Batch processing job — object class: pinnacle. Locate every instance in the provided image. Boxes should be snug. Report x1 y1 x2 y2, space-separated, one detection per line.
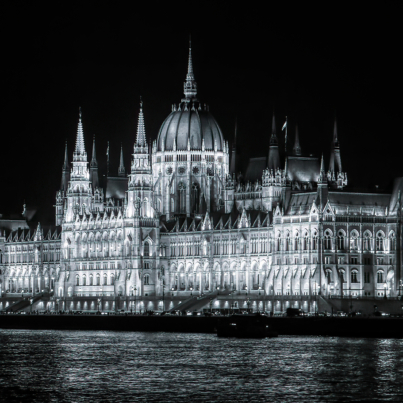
136 98 147 147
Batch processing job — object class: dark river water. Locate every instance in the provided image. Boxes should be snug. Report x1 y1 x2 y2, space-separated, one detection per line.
0 330 402 403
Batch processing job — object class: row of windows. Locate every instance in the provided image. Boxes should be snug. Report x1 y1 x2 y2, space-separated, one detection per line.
76 274 114 286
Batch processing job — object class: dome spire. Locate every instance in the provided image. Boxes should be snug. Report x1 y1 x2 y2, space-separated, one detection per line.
183 35 197 100
136 97 146 147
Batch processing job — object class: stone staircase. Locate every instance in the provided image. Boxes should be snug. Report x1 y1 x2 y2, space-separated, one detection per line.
167 289 233 313
2 293 44 313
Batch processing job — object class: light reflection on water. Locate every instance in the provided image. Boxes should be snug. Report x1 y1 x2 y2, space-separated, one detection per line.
0 330 402 403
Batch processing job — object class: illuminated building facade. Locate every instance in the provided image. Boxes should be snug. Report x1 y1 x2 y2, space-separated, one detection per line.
0 44 402 314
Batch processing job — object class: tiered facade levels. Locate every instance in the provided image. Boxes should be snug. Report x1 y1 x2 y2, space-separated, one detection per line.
0 44 401 313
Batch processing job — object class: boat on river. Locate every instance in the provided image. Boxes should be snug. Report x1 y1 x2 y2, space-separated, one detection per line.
216 313 278 338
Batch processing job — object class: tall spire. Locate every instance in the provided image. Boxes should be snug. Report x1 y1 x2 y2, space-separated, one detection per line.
73 107 87 161
333 118 339 148
329 117 342 172
60 141 70 191
183 36 197 100
268 111 281 170
136 97 146 147
90 136 97 167
89 136 99 188
118 144 125 177
230 118 237 174
270 111 278 145
293 125 302 156
63 141 69 170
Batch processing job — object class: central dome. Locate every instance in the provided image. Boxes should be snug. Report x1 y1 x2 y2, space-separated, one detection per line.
156 41 225 152
157 102 224 151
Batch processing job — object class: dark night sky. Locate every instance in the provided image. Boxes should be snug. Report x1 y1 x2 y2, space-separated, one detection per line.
2 2 402 224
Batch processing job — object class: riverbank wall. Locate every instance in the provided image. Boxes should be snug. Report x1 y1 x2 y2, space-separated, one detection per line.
1 314 402 338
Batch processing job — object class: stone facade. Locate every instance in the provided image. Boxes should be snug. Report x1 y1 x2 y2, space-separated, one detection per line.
0 44 402 314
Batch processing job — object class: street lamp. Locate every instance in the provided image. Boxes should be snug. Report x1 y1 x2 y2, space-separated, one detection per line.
162 284 165 311
97 298 101 313
216 286 220 295
134 287 137 314
30 298 33 314
190 287 193 297
314 281 317 315
246 297 251 314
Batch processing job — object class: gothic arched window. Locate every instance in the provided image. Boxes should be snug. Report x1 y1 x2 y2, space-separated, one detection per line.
324 230 332 250
337 231 345 250
363 232 371 251
377 271 384 283
376 232 384 251
144 241 150 257
178 182 186 213
192 183 199 214
144 274 150 285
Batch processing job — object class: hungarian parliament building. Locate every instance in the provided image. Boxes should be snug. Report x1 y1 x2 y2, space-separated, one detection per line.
0 44 402 314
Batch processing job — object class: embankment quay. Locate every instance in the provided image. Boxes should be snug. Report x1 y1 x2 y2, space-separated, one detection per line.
0 314 402 338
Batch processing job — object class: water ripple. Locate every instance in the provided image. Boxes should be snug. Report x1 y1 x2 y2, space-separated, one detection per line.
0 331 402 403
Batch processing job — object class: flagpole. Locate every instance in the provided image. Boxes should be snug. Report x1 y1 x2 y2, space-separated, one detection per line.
283 116 288 155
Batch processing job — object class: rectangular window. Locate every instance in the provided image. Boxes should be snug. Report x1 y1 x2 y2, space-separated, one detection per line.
364 272 370 283
350 257 358 264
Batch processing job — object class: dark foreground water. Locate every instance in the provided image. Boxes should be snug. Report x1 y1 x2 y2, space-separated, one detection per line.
0 331 402 403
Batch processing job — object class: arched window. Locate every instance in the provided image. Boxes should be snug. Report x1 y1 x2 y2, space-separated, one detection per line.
144 241 150 257
303 232 309 250
363 232 371 251
103 274 107 286
351 270 358 283
89 274 93 286
339 270 346 283
82 275 86 286
96 274 100 286
76 275 79 286
324 231 332 250
376 232 384 251
377 271 384 283
110 274 114 285
326 270 332 283
144 274 150 285
192 183 200 214
178 182 186 213
337 231 345 250
312 231 318 251
350 231 358 251
389 233 396 251
285 233 291 251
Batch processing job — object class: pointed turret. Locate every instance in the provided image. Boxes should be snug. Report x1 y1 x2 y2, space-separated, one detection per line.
230 118 237 175
60 141 70 191
268 111 281 170
73 107 87 162
293 125 302 156
319 154 326 184
329 118 342 173
135 98 147 147
90 136 99 188
183 36 197 101
118 144 126 177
